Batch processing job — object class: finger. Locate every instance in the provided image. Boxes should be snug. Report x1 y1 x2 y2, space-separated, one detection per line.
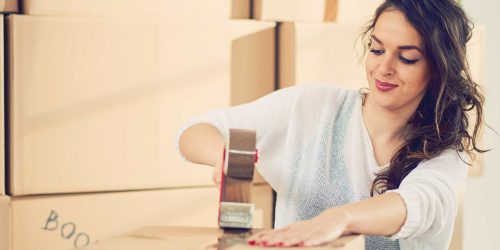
248 229 281 246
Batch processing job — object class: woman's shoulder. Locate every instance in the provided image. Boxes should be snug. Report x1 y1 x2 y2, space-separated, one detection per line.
277 84 359 103
414 149 469 182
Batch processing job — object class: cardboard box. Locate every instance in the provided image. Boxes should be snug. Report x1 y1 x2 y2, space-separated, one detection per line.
466 26 485 176
279 22 367 90
0 15 4 196
0 0 17 12
22 0 250 19
0 196 10 250
83 226 364 250
1 185 273 250
254 0 382 23
8 15 275 196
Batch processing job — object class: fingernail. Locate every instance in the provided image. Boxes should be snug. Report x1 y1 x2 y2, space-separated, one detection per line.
277 242 284 247
262 241 268 246
248 240 256 245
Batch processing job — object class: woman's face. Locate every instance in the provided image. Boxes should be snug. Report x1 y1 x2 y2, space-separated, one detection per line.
365 9 431 113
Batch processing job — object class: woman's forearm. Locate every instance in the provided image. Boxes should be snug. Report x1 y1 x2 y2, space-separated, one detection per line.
179 123 225 167
339 192 407 236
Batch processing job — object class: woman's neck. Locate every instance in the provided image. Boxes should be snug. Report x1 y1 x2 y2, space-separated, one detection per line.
362 94 416 165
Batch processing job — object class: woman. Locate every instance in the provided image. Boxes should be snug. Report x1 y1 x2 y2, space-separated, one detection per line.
177 0 485 249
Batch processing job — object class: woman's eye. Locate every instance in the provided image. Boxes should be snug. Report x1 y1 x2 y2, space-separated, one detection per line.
399 56 419 65
369 49 384 55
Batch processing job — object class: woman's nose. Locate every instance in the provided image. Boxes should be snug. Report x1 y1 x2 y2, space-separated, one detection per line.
377 54 396 76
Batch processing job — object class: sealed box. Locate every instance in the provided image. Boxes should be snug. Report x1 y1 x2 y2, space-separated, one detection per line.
83 225 364 250
8 15 275 195
0 185 273 250
22 0 250 19
254 0 382 23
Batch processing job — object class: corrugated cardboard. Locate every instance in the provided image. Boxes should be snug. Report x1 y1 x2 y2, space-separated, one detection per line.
8 15 275 195
279 22 367 90
0 196 10 250
0 0 17 12
83 226 364 250
1 185 272 250
254 0 382 23
22 0 250 19
0 16 4 196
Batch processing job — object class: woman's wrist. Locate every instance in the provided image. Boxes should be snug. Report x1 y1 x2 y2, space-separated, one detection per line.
317 206 354 235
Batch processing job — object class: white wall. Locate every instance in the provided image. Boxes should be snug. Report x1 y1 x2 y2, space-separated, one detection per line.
462 0 500 249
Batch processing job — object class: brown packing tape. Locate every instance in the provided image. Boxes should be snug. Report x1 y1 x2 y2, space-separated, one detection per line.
219 129 257 228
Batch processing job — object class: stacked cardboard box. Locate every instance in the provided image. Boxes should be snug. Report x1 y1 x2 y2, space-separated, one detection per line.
21 0 251 19
0 0 17 12
1 2 277 249
279 22 367 90
1 186 273 249
254 0 383 23
7 15 274 195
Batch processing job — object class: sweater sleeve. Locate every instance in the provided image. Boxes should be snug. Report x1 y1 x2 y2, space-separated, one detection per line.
387 150 468 247
174 86 302 192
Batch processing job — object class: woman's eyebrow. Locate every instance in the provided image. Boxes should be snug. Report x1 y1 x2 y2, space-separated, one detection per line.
371 34 423 53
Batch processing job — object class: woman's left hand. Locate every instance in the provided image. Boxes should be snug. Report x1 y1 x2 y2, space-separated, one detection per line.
247 208 350 247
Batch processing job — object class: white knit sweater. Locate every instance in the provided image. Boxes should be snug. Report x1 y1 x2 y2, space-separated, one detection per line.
176 85 468 250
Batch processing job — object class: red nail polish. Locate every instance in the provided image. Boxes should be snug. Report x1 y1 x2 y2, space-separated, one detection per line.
248 240 256 245
262 241 268 246
277 242 284 247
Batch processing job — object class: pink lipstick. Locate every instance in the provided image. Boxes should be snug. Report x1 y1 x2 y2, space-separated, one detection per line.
375 79 398 92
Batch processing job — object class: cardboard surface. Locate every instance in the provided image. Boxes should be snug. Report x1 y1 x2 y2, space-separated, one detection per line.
254 0 382 23
0 0 17 12
466 26 486 176
1 186 271 250
84 226 365 250
279 22 367 90
0 196 10 250
22 0 250 19
8 15 275 195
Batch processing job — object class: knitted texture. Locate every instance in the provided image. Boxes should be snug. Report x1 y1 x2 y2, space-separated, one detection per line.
176 85 468 250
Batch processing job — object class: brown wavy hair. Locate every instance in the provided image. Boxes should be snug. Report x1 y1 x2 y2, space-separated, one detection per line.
360 0 487 195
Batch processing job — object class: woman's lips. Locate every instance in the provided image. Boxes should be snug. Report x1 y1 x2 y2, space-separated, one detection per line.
375 79 398 92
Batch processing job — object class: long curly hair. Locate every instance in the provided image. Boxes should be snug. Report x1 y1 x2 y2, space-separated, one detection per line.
360 0 487 195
